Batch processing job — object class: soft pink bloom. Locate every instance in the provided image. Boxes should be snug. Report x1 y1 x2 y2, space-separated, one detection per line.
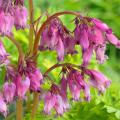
0 94 7 117
85 69 111 93
74 24 89 52
92 18 110 32
14 74 30 98
89 27 104 45
3 82 16 103
67 70 89 101
44 84 68 115
0 11 14 35
14 6 28 29
106 33 120 48
55 38 64 61
83 83 91 101
82 45 94 67
60 77 70 110
63 36 77 55
0 41 9 65
28 69 43 91
95 45 108 64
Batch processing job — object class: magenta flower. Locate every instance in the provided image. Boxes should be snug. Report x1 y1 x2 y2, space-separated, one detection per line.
92 18 111 32
3 82 16 103
60 77 70 110
82 45 94 67
0 11 14 35
67 69 90 101
14 74 30 98
63 35 77 55
85 69 111 93
28 68 43 91
95 45 108 64
0 94 7 117
106 33 120 48
0 41 9 66
55 38 64 61
44 84 68 115
39 19 65 61
14 6 28 29
74 24 89 52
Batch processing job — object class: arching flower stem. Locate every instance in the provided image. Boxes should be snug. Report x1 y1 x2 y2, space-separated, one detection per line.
32 11 81 57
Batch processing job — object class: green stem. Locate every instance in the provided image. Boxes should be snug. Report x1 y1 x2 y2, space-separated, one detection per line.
31 92 40 120
16 98 23 120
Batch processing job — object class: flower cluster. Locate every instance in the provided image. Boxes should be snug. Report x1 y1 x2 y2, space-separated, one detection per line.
0 53 43 116
0 6 119 118
44 66 111 115
0 0 27 35
40 15 120 115
40 16 120 66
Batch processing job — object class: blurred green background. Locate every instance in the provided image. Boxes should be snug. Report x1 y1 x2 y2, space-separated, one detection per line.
1 0 120 120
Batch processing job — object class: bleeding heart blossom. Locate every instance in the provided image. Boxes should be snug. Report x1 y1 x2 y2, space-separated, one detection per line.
0 94 7 117
14 6 28 29
44 84 69 115
85 69 111 93
0 11 14 35
0 41 9 66
3 82 16 103
14 74 30 98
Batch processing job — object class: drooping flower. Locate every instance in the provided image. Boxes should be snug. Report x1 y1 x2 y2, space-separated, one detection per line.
95 44 108 64
60 76 70 111
14 6 28 29
39 18 65 61
0 11 14 35
85 69 111 93
44 84 68 115
82 44 94 67
3 82 16 103
14 74 30 98
74 23 89 52
28 68 43 92
63 35 77 55
0 94 7 117
0 41 9 66
25 60 43 92
67 69 90 101
106 33 120 48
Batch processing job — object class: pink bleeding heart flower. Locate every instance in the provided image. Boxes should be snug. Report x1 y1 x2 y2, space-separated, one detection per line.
74 24 89 52
60 77 70 111
44 84 68 115
95 45 108 64
14 74 30 98
55 38 64 61
14 6 28 29
0 41 9 66
3 82 16 103
0 11 14 35
82 45 94 67
85 69 111 93
0 94 7 117
28 68 43 92
63 35 77 55
106 33 120 48
92 18 111 33
67 69 90 101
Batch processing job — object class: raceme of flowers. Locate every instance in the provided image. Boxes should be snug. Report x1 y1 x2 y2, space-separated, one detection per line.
0 0 120 117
